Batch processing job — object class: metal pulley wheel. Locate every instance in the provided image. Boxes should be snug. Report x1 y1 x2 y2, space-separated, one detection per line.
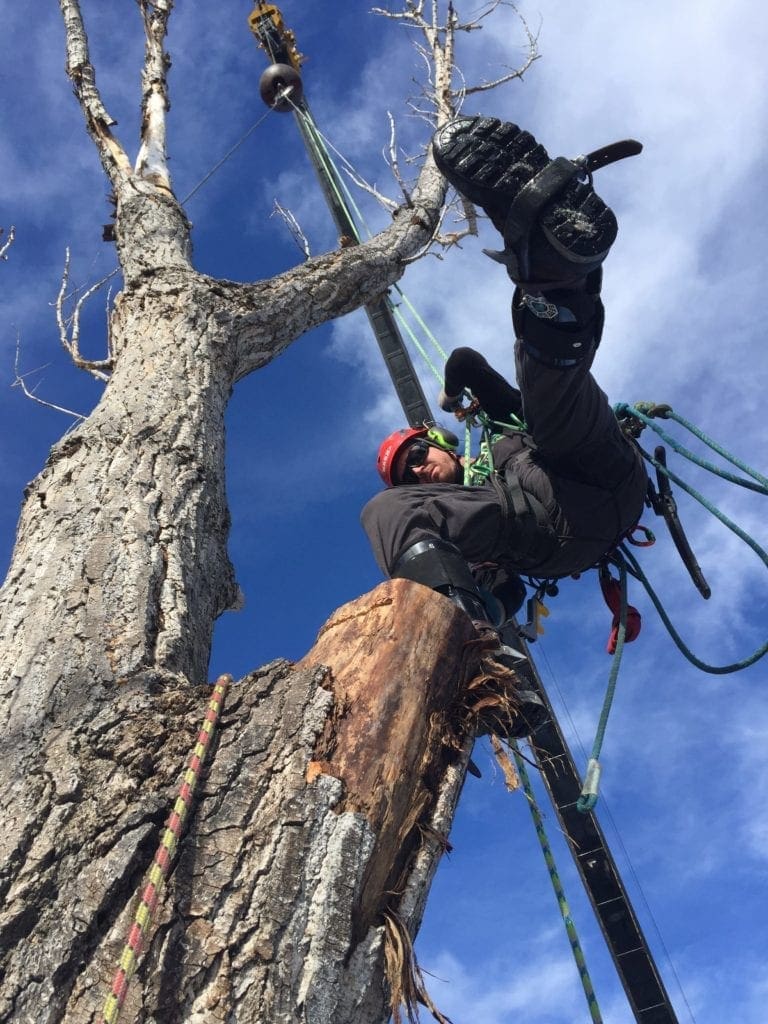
259 63 303 112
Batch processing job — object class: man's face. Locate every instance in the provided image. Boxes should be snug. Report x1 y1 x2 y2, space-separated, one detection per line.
395 440 458 485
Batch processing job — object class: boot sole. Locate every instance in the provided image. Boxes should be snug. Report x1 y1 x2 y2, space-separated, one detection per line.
433 116 617 261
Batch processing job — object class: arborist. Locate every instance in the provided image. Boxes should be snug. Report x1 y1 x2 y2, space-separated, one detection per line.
362 115 648 646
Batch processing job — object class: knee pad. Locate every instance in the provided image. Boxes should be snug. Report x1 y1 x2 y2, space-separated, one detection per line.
392 538 478 592
512 280 604 367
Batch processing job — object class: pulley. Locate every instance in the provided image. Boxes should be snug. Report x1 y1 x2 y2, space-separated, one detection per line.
259 63 303 112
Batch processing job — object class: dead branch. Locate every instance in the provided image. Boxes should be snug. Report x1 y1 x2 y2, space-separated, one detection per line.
134 0 173 189
341 167 401 215
383 112 414 206
13 335 85 422
59 0 132 185
0 226 15 261
271 200 312 259
55 249 118 381
407 193 478 262
374 0 538 111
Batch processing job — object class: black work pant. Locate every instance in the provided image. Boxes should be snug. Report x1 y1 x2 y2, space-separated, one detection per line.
362 332 648 580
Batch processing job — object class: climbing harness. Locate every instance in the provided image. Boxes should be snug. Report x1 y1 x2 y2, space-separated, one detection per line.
102 676 230 1024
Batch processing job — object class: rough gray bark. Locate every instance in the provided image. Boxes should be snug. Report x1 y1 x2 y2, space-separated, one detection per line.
0 3 536 1021
1 582 485 1024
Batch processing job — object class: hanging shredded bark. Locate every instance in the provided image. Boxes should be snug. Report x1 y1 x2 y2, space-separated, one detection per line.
383 910 453 1024
490 733 521 791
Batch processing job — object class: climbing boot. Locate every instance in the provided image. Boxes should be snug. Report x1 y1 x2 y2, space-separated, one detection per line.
473 565 527 626
432 116 641 288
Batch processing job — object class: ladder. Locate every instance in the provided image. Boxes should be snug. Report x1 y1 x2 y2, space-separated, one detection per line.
508 633 680 1023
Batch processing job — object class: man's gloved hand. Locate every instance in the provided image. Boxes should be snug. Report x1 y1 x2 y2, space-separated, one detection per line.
599 574 641 654
437 388 463 413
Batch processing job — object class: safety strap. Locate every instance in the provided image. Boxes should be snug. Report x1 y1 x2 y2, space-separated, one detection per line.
491 470 555 570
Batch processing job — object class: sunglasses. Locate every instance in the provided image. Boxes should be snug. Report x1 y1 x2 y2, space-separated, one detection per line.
398 439 431 484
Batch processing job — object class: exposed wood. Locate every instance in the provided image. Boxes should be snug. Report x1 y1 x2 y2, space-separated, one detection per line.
299 579 478 938
0 582 482 1023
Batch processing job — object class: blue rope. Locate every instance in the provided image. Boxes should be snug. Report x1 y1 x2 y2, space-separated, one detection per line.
617 542 768 674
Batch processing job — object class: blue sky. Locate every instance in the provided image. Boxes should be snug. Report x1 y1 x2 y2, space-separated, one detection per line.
1 2 767 1022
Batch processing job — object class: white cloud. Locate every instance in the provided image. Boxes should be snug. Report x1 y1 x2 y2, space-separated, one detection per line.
419 946 592 1024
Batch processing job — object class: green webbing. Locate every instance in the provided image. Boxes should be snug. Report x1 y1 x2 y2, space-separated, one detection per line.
392 285 450 362
512 743 604 1023
576 561 628 813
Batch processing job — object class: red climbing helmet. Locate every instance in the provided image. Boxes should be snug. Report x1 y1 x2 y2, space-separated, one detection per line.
376 424 461 486
377 426 428 487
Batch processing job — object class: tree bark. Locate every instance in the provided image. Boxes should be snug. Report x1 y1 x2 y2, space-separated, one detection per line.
0 581 482 1023
1 6 538 1021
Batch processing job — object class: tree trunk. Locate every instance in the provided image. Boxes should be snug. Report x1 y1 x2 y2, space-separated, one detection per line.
0 580 484 1023
0 98 447 1024
0 6 546 1021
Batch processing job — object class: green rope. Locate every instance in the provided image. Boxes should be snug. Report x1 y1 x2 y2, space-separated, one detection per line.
297 108 375 238
392 285 450 362
511 743 604 1023
290 100 456 395
617 542 768 673
615 403 768 494
577 562 628 813
391 302 448 385
294 107 368 240
613 404 768 673
463 417 473 486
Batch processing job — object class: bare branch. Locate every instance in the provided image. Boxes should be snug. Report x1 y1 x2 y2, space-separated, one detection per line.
271 200 312 260
0 226 15 261
134 0 174 190
383 112 413 207
400 186 480 265
13 335 85 422
374 0 539 120
341 167 401 216
58 0 132 184
55 249 118 381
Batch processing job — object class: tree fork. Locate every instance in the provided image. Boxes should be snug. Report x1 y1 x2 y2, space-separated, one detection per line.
0 580 486 1023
